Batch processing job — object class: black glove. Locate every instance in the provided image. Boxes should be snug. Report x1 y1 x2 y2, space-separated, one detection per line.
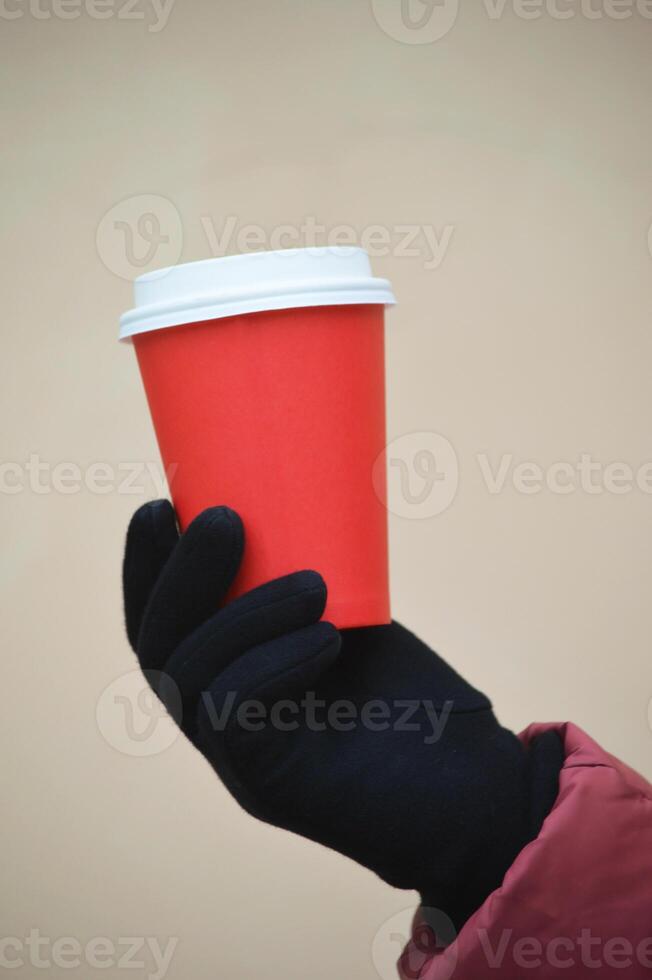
123 501 563 931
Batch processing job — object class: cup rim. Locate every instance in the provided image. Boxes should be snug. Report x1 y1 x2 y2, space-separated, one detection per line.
119 246 396 341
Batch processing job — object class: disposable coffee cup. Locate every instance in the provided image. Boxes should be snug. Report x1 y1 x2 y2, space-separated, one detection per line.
120 246 395 629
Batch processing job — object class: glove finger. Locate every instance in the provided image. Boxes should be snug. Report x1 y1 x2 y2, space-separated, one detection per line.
160 570 327 728
195 621 341 815
123 499 179 651
137 505 244 672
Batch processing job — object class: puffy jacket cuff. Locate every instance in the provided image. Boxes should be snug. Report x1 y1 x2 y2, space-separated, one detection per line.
400 722 652 979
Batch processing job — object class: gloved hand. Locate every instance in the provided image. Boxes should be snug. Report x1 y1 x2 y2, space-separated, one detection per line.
123 501 562 930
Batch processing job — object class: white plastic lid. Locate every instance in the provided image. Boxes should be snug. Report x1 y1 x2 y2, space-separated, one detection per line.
119 246 395 340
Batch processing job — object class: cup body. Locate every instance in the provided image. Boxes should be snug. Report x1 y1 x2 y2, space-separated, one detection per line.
121 247 395 629
132 303 389 628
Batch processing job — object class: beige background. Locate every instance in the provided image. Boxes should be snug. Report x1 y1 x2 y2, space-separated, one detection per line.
1 2 651 978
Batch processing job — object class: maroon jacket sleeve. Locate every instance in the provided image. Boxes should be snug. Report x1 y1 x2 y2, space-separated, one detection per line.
399 722 652 979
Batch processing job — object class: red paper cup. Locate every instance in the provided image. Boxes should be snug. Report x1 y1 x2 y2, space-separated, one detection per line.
120 247 395 629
